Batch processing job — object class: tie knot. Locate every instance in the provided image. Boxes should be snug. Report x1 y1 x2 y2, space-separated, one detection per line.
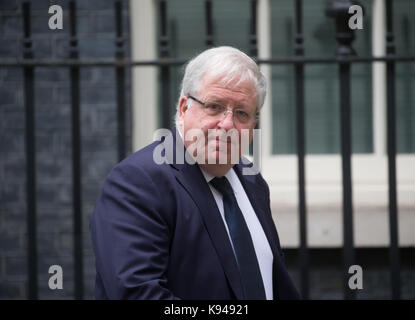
210 177 234 198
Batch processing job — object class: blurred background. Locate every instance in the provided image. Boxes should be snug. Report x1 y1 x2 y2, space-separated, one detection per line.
0 0 414 299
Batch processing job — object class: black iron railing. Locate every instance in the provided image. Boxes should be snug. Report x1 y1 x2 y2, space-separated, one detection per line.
1 0 414 300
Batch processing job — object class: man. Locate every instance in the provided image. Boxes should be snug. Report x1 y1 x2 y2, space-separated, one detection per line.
90 46 300 300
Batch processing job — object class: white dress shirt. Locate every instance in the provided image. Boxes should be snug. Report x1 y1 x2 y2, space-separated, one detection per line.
200 167 274 300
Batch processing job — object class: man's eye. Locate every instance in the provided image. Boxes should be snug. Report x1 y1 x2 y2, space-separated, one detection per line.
236 110 249 117
207 104 221 111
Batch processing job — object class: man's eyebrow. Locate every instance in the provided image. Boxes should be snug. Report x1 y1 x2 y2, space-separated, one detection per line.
205 96 250 109
205 96 226 104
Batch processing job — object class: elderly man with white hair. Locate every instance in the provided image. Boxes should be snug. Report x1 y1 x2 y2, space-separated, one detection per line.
90 46 300 300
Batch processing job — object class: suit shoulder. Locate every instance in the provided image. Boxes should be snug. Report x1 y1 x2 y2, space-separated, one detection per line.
114 139 166 173
101 140 172 189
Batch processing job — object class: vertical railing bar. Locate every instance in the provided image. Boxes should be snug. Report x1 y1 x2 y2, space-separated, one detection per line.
22 0 37 300
115 0 126 161
248 0 258 151
294 0 308 300
250 0 258 59
205 0 213 47
385 0 400 300
159 0 171 129
340 59 355 300
69 0 83 300
326 0 356 300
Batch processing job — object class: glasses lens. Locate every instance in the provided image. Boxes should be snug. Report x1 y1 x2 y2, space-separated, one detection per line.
203 103 224 116
197 98 256 124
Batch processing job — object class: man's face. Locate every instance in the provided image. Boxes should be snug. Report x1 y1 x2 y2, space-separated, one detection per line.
179 74 258 166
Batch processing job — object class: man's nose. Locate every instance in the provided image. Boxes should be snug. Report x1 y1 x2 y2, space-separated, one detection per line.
218 111 235 129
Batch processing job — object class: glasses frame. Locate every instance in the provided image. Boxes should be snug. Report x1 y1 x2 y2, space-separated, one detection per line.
187 95 259 124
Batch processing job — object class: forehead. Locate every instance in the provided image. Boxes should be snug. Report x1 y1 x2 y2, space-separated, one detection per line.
199 73 257 107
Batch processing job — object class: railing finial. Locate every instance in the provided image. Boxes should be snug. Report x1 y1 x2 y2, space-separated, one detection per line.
326 0 362 56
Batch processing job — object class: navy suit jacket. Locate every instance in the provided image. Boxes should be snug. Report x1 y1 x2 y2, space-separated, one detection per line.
90 129 300 300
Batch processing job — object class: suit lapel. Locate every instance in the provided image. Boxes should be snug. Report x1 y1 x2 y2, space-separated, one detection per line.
166 129 284 300
174 165 244 299
167 129 245 299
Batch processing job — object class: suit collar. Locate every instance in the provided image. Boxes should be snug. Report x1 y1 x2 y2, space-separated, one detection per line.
174 162 245 299
162 128 242 298
165 128 281 299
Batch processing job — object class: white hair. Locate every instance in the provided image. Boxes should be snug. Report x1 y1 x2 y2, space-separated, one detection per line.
174 46 266 129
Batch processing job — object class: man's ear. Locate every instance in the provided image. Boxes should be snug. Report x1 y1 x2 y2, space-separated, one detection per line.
178 96 189 118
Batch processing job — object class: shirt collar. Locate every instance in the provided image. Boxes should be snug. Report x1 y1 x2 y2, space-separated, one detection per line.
200 166 234 184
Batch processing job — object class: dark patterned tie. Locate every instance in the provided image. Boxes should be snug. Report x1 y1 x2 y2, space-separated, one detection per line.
210 176 266 300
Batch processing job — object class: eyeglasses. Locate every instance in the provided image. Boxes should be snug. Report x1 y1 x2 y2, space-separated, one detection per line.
187 95 259 125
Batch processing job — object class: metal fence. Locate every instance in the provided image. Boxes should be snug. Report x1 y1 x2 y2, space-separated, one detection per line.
1 0 414 300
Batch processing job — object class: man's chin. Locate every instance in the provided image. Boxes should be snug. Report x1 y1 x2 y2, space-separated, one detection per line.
204 151 240 165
